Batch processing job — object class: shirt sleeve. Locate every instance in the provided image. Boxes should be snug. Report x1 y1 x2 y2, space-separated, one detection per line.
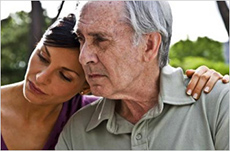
215 89 229 150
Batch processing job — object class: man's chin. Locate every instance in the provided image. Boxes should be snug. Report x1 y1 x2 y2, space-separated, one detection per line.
91 88 112 98
90 86 105 97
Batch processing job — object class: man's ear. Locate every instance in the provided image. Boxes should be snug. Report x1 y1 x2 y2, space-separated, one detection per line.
80 82 91 95
143 32 161 62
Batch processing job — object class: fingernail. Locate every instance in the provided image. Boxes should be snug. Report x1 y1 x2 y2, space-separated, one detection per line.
193 93 198 99
223 76 229 82
187 89 192 95
204 86 209 92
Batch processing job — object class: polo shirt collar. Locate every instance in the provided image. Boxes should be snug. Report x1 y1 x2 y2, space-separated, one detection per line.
86 98 115 132
86 65 195 132
160 65 195 105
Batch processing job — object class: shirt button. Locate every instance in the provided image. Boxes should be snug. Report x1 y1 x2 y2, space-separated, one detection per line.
136 133 142 140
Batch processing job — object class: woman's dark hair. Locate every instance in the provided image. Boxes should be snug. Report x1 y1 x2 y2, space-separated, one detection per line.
41 13 80 48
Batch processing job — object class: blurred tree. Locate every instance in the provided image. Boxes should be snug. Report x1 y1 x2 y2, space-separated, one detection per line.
1 11 31 85
1 11 52 85
170 56 229 75
29 1 44 61
1 1 65 85
216 1 229 35
169 37 225 62
29 1 65 58
169 37 229 75
52 1 65 23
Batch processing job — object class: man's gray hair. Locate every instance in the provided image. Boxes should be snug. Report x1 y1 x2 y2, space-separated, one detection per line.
124 1 173 68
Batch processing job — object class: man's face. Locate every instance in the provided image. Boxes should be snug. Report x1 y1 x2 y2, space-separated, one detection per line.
77 2 145 98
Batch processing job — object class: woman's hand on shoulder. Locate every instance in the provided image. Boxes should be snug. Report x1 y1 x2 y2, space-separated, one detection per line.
185 65 229 100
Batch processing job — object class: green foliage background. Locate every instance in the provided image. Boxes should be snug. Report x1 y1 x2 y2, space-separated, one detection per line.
169 37 229 75
1 11 52 85
1 11 229 85
1 12 30 85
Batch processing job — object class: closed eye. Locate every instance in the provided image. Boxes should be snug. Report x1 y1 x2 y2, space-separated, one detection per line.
94 35 107 42
59 71 72 82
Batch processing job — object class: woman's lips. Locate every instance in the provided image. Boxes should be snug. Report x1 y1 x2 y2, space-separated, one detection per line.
28 81 46 95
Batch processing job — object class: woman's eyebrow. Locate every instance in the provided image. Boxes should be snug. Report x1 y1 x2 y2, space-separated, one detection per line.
43 45 51 57
42 45 80 77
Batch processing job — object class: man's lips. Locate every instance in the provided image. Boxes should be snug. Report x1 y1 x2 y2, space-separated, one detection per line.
28 81 46 95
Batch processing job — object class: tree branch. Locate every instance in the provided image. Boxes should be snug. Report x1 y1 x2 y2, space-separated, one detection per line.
216 1 229 35
52 1 65 23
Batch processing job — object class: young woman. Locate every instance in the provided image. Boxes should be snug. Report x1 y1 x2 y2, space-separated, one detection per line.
1 14 98 150
1 14 228 150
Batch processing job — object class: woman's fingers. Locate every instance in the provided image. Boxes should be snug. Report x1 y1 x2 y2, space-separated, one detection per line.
185 66 228 100
186 66 208 99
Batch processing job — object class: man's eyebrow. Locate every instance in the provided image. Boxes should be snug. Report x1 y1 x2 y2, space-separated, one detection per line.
62 67 80 77
88 32 111 38
76 29 111 38
43 45 51 57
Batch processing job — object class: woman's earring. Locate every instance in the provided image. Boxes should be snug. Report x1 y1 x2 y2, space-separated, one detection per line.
80 89 91 95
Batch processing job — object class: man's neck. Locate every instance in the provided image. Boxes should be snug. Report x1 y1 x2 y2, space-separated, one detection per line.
115 68 160 124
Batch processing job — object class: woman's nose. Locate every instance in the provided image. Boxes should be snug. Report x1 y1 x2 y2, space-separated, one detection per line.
35 68 52 85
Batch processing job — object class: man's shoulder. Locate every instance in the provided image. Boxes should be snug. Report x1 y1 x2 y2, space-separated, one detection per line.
192 80 229 126
209 80 229 94
202 80 229 106
66 98 103 127
56 97 103 149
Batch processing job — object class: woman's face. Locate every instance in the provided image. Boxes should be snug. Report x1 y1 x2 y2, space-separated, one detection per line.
23 44 87 105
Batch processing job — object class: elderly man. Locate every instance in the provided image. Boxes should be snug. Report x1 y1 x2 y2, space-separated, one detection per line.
56 1 229 150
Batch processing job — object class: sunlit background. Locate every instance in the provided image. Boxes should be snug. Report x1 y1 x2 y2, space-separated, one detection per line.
1 1 229 85
1 1 229 45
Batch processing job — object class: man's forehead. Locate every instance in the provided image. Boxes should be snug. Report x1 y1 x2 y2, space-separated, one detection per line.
76 1 127 32
85 1 124 9
79 1 125 19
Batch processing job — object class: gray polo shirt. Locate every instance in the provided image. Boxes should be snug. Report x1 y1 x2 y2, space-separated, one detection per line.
56 65 229 150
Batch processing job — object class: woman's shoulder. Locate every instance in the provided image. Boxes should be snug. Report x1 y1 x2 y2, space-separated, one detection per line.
1 81 23 102
1 82 24 124
1 81 23 90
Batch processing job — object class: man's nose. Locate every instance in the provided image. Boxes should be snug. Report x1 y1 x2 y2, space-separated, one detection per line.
79 43 98 65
